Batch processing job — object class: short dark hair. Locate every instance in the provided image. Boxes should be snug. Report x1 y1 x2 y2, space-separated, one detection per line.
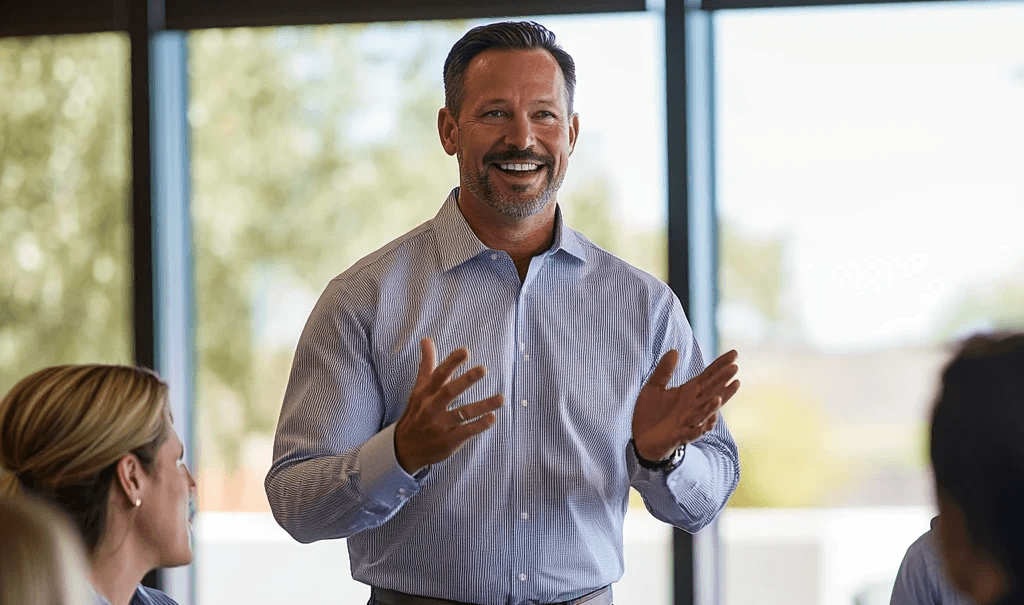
930 332 1024 582
443 21 576 120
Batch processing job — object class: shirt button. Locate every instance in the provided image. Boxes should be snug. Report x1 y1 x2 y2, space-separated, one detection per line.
520 512 529 520
523 354 529 361
490 253 498 260
521 399 528 407
398 488 406 495
519 573 527 582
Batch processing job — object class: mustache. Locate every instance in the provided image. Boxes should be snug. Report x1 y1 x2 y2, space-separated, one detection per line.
483 149 552 165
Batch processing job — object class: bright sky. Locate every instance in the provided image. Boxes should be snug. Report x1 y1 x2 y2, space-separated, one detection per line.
715 3 1024 350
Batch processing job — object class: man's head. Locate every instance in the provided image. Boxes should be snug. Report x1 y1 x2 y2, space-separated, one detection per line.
443 21 576 121
438 22 579 221
930 332 1024 604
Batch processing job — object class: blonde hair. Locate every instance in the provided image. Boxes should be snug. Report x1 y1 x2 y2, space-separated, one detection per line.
0 364 171 552
0 494 93 605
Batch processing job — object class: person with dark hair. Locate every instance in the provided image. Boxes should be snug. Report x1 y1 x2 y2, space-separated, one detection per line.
889 516 975 605
267 21 740 605
927 333 1024 605
0 364 196 605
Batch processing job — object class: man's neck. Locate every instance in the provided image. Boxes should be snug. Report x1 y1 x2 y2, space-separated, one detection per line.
456 190 557 281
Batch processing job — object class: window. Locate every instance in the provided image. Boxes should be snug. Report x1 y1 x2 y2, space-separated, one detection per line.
0 33 132 393
714 3 1024 604
188 14 672 604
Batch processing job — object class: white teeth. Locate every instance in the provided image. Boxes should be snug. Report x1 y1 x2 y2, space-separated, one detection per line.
498 163 541 172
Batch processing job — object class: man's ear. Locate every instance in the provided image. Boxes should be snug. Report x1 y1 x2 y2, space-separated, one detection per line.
115 454 145 508
568 113 579 157
438 107 459 156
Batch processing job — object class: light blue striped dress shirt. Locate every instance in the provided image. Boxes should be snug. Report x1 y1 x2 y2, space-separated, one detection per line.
266 188 739 605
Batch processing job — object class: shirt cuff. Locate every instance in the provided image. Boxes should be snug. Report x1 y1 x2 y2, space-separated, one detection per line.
665 443 713 506
356 423 422 507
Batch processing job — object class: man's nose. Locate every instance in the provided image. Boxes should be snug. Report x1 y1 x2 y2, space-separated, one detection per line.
504 113 537 151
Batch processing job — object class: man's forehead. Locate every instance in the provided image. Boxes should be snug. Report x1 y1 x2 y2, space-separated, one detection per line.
462 49 566 99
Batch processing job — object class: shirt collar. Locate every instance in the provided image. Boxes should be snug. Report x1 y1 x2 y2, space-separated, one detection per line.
431 187 587 273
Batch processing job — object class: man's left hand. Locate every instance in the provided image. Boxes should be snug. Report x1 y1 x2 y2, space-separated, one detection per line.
631 349 740 463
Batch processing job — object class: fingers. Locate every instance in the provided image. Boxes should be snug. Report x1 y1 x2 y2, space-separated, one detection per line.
700 413 719 433
700 362 739 396
432 364 487 410
421 346 472 396
646 349 680 390
719 378 740 407
416 338 436 384
451 394 503 423
449 406 500 441
703 349 738 376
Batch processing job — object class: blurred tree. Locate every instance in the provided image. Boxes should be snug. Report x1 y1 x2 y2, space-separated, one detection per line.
0 34 131 395
718 219 796 349
726 383 848 507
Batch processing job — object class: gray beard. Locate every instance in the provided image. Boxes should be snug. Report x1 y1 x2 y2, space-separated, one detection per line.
459 156 564 219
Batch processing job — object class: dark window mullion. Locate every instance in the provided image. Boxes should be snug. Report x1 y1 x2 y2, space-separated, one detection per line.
667 2 720 604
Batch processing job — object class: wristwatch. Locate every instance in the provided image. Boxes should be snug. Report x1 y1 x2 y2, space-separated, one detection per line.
631 439 685 472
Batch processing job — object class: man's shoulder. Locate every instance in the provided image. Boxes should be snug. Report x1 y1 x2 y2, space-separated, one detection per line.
566 227 675 298
342 219 436 281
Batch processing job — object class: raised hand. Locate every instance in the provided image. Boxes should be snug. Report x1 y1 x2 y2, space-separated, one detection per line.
394 338 504 475
631 349 740 463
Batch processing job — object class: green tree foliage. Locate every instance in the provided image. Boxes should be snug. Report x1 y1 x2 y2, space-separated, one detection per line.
0 35 131 395
189 26 456 471
719 219 788 329
726 383 848 507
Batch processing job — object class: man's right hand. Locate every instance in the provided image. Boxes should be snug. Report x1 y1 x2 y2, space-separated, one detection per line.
394 338 503 475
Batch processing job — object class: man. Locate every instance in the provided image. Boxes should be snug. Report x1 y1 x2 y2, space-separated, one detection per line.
266 21 740 605
928 333 1024 605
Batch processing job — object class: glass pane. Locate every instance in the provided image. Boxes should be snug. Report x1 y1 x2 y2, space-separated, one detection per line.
188 14 669 605
715 3 1024 604
0 33 132 394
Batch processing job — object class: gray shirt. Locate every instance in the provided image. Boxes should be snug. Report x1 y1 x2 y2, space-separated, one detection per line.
890 517 975 605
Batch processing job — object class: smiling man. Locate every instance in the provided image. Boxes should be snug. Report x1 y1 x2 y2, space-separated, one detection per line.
266 21 741 605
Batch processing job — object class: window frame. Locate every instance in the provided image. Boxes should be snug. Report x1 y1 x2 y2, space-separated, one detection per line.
1 0 927 603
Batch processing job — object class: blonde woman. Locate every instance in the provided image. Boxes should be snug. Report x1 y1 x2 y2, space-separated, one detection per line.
0 494 93 605
0 364 196 605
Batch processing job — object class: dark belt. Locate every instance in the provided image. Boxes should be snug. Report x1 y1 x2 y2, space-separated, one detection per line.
370 585 612 605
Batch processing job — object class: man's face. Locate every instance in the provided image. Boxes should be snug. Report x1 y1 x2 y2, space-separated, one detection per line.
439 48 578 219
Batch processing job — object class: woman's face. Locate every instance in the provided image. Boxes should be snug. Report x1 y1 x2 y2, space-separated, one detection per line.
137 428 196 568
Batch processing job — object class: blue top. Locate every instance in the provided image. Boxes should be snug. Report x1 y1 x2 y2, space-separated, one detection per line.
890 517 975 605
266 188 740 605
95 586 178 605
130 586 178 605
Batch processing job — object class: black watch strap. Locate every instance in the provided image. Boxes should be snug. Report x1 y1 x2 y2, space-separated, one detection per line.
631 439 685 472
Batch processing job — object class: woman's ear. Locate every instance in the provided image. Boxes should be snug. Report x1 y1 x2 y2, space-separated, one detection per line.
114 454 146 509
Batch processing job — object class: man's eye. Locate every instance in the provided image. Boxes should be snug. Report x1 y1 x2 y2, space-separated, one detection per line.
484 110 505 118
537 111 555 118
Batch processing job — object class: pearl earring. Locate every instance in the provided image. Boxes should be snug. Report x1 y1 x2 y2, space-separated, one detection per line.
135 498 142 507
